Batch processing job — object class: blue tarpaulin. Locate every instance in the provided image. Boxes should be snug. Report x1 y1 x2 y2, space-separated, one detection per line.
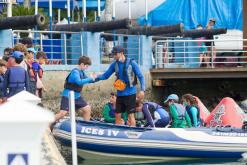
77 0 105 10
138 0 243 30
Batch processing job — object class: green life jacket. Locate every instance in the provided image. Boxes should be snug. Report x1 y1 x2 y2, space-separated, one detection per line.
115 58 137 87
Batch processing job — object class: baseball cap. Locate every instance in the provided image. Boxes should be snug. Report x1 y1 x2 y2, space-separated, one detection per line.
164 94 179 103
10 51 24 59
27 47 37 55
111 45 124 54
209 18 216 22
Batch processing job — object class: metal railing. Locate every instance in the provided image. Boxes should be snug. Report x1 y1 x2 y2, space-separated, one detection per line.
11 30 141 65
9 30 247 69
154 38 247 68
0 0 16 3
12 30 83 65
100 33 141 64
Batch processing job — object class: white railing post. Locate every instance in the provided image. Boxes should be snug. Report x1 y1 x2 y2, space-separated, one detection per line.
67 0 70 24
97 0 101 21
64 33 67 65
145 0 148 22
83 0 86 22
128 0 131 19
183 41 186 66
155 42 157 68
94 11 97 22
35 0 38 15
40 33 43 51
69 91 78 165
80 32 83 56
58 9 61 23
167 40 169 64
211 41 214 68
112 0 116 20
49 0 52 31
7 0 12 17
138 35 141 65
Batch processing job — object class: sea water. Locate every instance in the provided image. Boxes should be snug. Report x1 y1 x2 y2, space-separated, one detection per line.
77 158 247 165
60 153 247 165
59 139 247 165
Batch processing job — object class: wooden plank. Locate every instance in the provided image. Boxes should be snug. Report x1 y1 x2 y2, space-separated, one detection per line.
152 79 166 86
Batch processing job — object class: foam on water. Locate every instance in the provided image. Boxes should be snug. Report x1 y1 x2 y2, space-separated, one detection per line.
242 153 247 159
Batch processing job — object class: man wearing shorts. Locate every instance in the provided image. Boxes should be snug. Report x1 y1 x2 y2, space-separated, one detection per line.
96 45 145 126
205 18 216 67
55 56 96 122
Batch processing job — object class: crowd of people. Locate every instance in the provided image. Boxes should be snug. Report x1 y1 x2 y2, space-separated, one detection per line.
152 18 217 68
100 92 201 128
52 45 201 128
197 18 217 67
0 37 47 103
0 39 202 128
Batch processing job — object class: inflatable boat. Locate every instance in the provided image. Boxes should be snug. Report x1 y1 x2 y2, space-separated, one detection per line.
53 118 247 159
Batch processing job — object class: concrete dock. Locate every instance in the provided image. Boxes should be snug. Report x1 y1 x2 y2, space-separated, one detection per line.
41 129 67 165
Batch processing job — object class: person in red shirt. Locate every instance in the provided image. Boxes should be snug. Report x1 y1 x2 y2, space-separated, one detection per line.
32 51 47 98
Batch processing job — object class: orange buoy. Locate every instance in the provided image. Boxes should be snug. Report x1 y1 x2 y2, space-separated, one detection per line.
194 96 210 124
205 97 246 128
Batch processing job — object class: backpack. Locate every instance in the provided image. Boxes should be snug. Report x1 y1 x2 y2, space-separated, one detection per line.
115 58 137 87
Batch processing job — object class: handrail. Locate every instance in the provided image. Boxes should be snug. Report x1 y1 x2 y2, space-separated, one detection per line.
155 39 247 43
154 38 247 69
12 30 81 34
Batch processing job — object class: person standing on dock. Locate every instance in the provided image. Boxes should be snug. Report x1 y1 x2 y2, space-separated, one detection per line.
25 48 37 95
205 18 217 67
96 45 145 127
32 51 47 98
0 59 7 98
196 24 207 67
3 51 30 98
0 59 7 102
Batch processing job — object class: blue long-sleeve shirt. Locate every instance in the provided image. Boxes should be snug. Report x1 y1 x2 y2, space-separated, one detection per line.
190 106 199 127
96 58 145 96
142 102 169 127
0 74 5 97
142 103 155 127
186 106 199 127
62 68 94 99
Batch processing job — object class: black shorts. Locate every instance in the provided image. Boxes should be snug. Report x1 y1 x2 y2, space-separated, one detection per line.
205 36 215 47
116 94 136 114
60 96 88 112
205 41 215 47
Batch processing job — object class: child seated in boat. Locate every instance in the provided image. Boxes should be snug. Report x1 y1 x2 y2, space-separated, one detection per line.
135 100 170 127
164 94 192 128
102 92 127 124
182 94 201 127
